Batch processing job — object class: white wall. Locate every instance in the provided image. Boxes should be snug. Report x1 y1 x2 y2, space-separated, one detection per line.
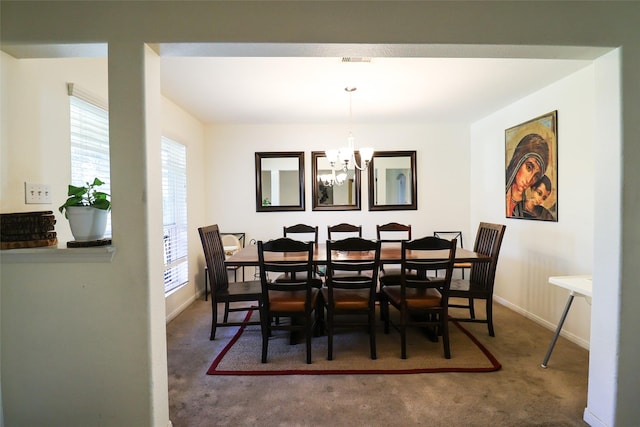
161 98 207 321
0 52 205 426
205 123 471 244
0 54 109 234
470 64 597 347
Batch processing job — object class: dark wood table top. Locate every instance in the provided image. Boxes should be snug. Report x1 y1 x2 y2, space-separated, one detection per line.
224 241 490 266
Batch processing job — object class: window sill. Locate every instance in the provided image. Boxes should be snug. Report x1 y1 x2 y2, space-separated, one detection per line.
0 245 116 263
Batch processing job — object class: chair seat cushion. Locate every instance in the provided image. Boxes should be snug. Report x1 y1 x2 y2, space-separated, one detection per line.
268 288 319 312
331 271 373 279
379 273 424 287
450 279 470 291
379 266 402 277
454 262 472 269
216 280 262 298
321 288 370 310
274 275 323 288
381 285 442 309
450 279 489 295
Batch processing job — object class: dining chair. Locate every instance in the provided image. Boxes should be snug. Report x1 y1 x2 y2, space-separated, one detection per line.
327 223 366 279
380 235 457 359
376 222 412 277
198 224 262 340
448 222 506 337
282 223 320 280
327 223 362 240
433 231 471 279
283 223 318 243
322 237 381 360
258 237 321 364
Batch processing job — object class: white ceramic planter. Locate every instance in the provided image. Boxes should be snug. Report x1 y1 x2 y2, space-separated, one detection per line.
66 206 109 242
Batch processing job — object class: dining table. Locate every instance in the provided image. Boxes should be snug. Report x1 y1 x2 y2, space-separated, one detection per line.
224 240 491 343
224 241 491 267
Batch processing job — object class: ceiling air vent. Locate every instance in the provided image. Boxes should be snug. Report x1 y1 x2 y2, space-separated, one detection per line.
341 57 372 63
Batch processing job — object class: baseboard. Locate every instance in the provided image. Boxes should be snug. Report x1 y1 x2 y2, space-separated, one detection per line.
494 296 590 350
583 407 607 426
165 290 202 323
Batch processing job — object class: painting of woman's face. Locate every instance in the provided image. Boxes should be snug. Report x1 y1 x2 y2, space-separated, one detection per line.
513 157 542 193
504 111 558 222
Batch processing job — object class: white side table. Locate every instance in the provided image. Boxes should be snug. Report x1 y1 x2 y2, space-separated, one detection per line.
541 275 592 368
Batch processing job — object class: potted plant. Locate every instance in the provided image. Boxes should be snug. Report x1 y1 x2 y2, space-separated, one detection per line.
58 177 111 242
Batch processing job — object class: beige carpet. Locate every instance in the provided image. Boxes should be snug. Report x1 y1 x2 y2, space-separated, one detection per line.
207 310 500 375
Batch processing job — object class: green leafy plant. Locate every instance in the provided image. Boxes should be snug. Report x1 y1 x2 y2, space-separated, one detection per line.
58 177 111 218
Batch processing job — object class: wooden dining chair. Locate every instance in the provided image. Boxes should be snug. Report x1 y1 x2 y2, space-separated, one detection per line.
433 231 470 279
327 223 362 240
448 222 506 337
282 223 320 280
322 237 381 360
258 237 321 364
380 236 457 359
198 224 262 340
283 223 318 243
376 222 412 277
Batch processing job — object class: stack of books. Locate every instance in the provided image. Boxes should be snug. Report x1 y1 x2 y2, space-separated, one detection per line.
0 211 57 250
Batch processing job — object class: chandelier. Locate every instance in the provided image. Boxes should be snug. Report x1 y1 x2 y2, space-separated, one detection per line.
317 171 347 187
325 87 374 173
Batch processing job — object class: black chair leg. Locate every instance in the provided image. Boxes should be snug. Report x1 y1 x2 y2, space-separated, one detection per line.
382 298 390 334
223 301 230 323
210 300 218 340
305 313 312 364
442 319 451 359
260 307 269 363
469 297 476 318
486 298 495 337
369 310 377 360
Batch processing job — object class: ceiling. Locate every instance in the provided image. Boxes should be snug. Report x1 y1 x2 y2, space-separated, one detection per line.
0 43 598 124
160 56 594 125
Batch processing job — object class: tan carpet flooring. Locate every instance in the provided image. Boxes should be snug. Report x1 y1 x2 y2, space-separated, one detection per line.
167 298 589 427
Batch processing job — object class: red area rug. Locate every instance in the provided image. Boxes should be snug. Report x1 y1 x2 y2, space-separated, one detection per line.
207 310 501 375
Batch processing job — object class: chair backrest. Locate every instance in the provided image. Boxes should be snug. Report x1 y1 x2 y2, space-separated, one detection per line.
327 223 362 240
433 231 464 249
469 222 507 291
283 223 318 243
376 222 412 241
258 237 315 305
198 224 229 294
401 236 457 297
325 237 381 292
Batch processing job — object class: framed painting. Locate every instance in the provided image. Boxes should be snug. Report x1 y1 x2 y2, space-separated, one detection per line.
505 111 558 222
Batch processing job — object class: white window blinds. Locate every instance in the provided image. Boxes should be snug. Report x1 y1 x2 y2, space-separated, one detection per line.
162 137 189 293
68 83 111 237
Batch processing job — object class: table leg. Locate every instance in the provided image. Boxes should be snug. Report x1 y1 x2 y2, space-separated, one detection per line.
541 293 575 368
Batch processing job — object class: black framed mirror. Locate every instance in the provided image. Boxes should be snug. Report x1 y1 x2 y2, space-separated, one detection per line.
311 151 361 211
255 151 305 212
368 150 417 211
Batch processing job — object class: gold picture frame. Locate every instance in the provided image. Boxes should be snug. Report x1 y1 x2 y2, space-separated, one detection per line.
505 111 558 222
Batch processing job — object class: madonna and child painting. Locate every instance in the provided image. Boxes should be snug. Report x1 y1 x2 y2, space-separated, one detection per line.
505 111 558 222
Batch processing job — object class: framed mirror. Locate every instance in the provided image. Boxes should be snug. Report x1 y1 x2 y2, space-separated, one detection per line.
311 151 361 211
255 151 305 212
368 150 417 211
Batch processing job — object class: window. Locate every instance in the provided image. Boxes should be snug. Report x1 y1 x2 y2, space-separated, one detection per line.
68 83 111 236
162 137 188 293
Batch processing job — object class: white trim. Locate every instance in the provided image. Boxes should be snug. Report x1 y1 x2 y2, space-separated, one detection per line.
0 245 116 263
494 295 590 350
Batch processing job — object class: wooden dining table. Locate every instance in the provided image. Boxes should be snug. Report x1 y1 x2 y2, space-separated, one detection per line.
224 241 491 267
